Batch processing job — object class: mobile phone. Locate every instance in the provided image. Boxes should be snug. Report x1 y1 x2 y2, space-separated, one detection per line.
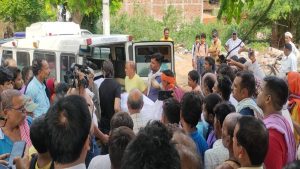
8 141 26 168
158 90 173 101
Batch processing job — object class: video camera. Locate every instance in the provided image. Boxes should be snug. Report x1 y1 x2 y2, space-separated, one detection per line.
64 61 96 88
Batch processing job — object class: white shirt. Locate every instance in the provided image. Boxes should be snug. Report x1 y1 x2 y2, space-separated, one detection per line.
225 38 245 58
88 154 111 169
290 42 299 58
280 52 297 77
204 139 229 169
130 113 148 134
244 60 265 80
66 163 86 169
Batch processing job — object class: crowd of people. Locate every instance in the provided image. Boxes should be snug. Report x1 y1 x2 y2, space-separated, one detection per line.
0 28 299 169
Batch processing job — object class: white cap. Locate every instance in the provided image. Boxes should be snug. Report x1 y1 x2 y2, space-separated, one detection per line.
285 32 293 39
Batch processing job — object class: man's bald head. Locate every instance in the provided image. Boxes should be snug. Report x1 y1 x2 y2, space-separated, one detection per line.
126 61 136 71
224 113 241 138
222 113 241 149
127 89 144 111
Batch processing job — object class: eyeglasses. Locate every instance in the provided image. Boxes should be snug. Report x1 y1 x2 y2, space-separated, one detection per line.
9 105 26 113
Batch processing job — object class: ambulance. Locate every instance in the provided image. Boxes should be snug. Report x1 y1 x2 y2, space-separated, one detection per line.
0 22 174 85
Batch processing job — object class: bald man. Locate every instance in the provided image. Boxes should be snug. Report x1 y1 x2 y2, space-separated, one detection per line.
216 113 241 169
125 61 146 93
127 89 147 134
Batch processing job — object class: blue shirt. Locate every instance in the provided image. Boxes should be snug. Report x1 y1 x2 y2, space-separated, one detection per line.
190 129 209 158
239 107 254 116
25 77 50 118
196 121 209 139
148 75 161 102
0 117 32 156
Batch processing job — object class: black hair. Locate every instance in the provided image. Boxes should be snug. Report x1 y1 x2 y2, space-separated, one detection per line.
284 160 300 169
230 55 239 62
7 66 21 81
263 76 289 111
214 102 235 127
30 115 48 154
110 112 134 130
180 92 203 127
195 34 201 39
205 56 216 72
164 27 169 33
236 71 256 97
55 82 69 95
236 116 268 166
217 75 232 101
203 93 222 116
284 43 292 51
151 53 164 65
188 70 200 84
0 66 13 85
21 66 32 83
163 98 180 124
201 33 206 39
109 126 135 169
32 58 46 76
216 63 235 82
202 74 216 94
121 121 180 169
162 69 174 77
238 57 247 64
45 95 91 164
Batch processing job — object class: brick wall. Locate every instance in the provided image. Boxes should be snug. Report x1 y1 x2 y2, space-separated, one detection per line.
120 0 204 22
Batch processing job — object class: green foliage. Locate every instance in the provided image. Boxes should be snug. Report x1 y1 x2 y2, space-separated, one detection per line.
0 0 49 31
218 0 254 23
248 42 269 52
162 6 182 31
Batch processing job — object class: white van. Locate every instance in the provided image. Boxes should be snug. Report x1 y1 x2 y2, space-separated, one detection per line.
0 22 175 85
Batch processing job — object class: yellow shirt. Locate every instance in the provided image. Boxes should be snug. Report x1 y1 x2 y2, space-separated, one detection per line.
125 74 146 93
29 146 52 169
160 37 173 41
208 39 222 58
35 161 52 169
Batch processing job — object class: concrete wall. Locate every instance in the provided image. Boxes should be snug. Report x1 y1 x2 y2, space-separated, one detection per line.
120 0 204 22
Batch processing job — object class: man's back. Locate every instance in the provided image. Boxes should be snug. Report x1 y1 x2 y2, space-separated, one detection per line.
99 79 121 133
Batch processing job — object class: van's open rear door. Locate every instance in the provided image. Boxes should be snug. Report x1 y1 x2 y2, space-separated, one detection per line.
132 41 174 78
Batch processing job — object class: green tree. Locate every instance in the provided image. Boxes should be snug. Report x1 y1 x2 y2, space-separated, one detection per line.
46 0 123 33
0 0 51 31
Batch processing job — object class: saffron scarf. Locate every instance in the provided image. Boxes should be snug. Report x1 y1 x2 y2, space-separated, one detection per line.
287 72 300 144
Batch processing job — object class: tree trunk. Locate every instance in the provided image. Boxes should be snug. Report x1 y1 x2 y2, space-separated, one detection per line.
72 10 83 25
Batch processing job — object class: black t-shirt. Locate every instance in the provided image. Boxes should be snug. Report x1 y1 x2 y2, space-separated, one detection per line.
99 79 121 133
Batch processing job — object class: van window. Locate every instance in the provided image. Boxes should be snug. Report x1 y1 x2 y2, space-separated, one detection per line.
135 45 172 77
1 50 13 65
60 53 75 82
16 51 30 70
114 47 126 78
93 47 111 60
33 51 56 79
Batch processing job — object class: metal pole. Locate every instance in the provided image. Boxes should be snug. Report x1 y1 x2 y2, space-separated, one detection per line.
102 0 110 35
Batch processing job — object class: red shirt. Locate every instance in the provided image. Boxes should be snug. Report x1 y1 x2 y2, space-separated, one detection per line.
264 129 287 169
